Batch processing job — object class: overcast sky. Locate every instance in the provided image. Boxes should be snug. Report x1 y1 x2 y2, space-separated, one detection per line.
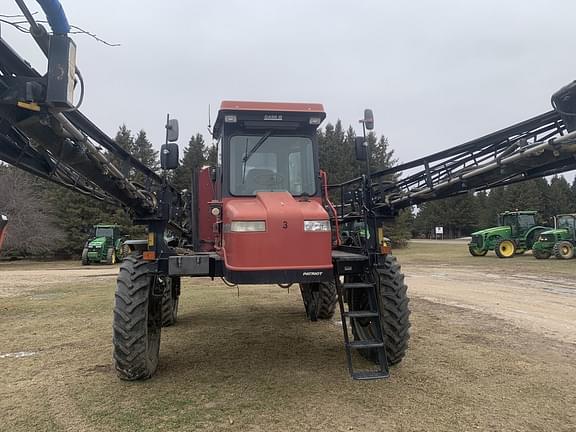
3 0 576 181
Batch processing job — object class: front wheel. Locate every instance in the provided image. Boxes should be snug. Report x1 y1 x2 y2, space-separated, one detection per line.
553 241 575 260
106 247 116 265
81 248 89 265
300 282 337 321
495 239 516 258
533 249 551 260
468 245 487 257
348 255 410 365
113 254 162 380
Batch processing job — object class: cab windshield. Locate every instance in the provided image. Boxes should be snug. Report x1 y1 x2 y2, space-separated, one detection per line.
501 214 535 229
557 216 576 230
229 134 316 196
95 227 114 238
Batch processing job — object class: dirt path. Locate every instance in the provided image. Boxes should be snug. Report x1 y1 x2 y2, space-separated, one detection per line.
0 262 117 297
404 263 576 344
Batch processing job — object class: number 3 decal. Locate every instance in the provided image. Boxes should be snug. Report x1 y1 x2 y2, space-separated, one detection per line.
282 221 288 229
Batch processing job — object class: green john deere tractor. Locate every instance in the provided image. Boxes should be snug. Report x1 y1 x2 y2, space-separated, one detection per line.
81 224 126 265
468 211 551 258
532 214 576 260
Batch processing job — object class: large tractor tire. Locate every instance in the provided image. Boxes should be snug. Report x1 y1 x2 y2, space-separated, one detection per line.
113 254 162 380
468 245 487 257
106 247 116 265
495 239 516 258
533 249 551 260
81 248 89 265
553 241 575 260
299 282 337 321
161 277 180 327
348 255 410 365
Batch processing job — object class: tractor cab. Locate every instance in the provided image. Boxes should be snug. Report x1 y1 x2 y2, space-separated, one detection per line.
93 224 120 240
209 101 332 283
555 214 576 235
498 211 537 237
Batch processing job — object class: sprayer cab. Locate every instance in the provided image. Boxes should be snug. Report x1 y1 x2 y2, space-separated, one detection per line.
210 101 332 283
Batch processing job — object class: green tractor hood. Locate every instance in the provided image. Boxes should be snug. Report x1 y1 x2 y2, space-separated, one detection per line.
538 228 569 238
471 226 511 237
88 236 108 248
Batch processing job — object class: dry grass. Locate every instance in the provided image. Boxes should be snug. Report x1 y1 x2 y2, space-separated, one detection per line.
0 244 575 431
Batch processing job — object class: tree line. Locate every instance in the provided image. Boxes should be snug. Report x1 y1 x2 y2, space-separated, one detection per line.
1 120 574 255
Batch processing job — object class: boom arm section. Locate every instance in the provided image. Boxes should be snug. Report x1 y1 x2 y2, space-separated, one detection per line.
0 35 187 237
331 82 576 219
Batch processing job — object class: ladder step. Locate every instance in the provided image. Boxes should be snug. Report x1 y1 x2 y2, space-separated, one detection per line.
347 340 384 349
345 311 379 318
352 370 389 380
342 282 374 290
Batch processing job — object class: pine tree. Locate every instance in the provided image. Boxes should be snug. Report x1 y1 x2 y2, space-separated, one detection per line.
548 175 573 216
172 134 207 191
115 124 135 153
206 143 218 166
132 130 158 186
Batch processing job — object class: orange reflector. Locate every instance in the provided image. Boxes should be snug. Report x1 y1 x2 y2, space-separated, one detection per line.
143 251 156 261
380 244 392 255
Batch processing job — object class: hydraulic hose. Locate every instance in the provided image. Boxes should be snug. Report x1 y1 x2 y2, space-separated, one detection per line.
35 0 70 34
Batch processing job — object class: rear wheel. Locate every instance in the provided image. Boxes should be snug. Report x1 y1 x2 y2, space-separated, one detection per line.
161 277 180 327
348 255 410 365
533 249 551 260
81 248 89 265
553 241 575 260
468 245 487 256
495 239 516 258
106 247 116 265
300 282 337 321
113 254 162 380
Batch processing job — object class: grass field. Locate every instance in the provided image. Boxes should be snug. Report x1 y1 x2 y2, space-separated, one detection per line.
1 242 575 431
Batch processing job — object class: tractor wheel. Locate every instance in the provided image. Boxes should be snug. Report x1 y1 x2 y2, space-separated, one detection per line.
113 254 162 380
468 246 487 257
299 282 337 321
161 277 180 327
81 248 89 265
533 249 551 260
106 247 116 265
120 243 131 260
495 239 516 258
553 241 575 260
348 255 410 365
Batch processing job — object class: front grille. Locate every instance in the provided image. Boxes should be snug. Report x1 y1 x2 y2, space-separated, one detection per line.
471 235 483 248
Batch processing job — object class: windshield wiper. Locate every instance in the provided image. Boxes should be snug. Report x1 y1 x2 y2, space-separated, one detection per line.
241 130 273 184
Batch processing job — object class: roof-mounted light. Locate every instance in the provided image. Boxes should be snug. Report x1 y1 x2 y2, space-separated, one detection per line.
309 117 321 125
224 115 237 123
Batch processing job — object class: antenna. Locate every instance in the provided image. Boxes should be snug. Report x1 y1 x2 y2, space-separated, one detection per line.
207 104 213 138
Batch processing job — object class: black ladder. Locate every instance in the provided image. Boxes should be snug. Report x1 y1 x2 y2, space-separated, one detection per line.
336 277 389 380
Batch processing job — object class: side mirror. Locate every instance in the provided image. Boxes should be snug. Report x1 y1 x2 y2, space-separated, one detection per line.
363 109 374 130
166 118 179 142
161 143 179 170
354 136 368 161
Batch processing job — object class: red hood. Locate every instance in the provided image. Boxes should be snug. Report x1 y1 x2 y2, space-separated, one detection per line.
222 192 332 271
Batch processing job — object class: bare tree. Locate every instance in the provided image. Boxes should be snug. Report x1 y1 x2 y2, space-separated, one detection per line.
0 166 64 256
